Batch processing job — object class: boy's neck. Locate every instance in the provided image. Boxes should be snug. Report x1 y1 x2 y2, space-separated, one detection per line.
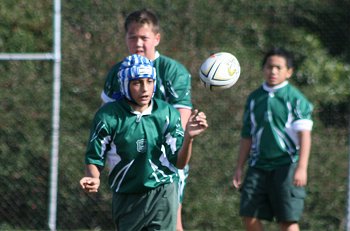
128 99 153 113
263 81 288 92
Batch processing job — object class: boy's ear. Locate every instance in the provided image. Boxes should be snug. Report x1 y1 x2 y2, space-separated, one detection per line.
155 33 161 46
287 68 294 78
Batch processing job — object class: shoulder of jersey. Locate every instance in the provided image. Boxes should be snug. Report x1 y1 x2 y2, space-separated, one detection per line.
153 98 177 113
157 54 187 69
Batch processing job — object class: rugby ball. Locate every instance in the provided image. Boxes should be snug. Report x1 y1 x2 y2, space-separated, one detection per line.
199 52 241 90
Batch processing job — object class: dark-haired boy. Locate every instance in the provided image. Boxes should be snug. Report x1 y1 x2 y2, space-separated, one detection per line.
233 48 313 231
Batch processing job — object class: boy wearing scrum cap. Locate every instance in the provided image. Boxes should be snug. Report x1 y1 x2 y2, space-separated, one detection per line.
80 54 207 231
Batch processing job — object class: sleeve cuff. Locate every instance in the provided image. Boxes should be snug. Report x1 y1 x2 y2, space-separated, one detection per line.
293 119 313 131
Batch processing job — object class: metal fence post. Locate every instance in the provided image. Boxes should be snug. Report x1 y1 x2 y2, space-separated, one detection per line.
0 0 61 230
48 0 61 230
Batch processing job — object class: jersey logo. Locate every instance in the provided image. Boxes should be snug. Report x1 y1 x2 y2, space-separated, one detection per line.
136 139 147 153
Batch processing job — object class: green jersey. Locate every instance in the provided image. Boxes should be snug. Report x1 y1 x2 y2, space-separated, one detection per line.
101 51 192 110
85 98 184 193
241 81 313 170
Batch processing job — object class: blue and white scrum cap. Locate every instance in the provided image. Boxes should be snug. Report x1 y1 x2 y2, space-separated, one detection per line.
118 54 157 101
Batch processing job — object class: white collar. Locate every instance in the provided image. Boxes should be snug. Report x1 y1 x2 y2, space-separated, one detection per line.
153 51 160 60
131 100 153 116
262 81 288 93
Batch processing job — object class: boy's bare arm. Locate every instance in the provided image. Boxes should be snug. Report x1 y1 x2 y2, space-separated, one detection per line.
233 138 252 189
178 108 192 130
294 130 312 187
176 110 208 169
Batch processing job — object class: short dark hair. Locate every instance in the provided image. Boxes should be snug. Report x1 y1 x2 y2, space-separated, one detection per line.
124 9 160 34
262 47 294 69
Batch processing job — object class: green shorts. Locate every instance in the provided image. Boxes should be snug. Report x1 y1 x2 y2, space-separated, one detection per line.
112 183 178 231
239 163 306 222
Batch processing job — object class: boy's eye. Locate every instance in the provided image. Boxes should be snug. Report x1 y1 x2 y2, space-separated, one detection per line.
131 80 140 85
268 65 283 70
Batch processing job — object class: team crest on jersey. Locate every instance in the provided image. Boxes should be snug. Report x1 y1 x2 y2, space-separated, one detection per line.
136 139 147 153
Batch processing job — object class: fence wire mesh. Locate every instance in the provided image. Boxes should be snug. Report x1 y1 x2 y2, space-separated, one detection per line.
1 1 350 230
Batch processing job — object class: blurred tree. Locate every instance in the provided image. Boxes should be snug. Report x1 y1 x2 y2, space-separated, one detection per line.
0 0 349 230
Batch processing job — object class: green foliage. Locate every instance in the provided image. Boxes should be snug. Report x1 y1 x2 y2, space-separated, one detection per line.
0 0 349 230
0 61 52 229
284 32 350 104
0 0 52 52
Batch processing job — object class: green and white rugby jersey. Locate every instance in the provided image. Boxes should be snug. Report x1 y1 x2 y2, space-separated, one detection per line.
241 81 313 170
85 98 184 193
101 51 192 110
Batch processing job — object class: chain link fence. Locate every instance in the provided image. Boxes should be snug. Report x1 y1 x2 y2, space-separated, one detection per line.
1 1 350 230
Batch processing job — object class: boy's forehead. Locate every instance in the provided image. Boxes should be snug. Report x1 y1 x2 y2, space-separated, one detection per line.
127 21 158 34
266 55 288 66
130 78 154 82
128 21 152 30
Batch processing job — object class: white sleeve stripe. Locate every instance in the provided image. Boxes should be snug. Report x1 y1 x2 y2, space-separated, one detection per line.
172 104 192 109
101 91 114 103
292 119 313 131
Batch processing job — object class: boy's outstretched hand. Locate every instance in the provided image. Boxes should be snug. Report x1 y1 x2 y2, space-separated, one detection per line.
186 109 208 138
